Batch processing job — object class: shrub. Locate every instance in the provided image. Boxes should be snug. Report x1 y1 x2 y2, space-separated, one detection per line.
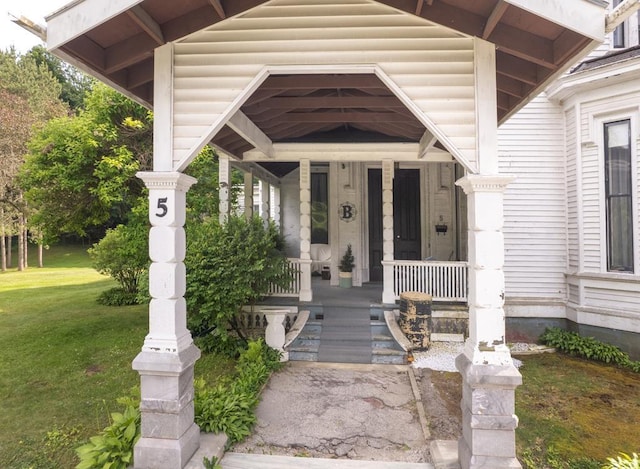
96 287 140 306
186 215 291 349
540 328 640 373
88 221 148 297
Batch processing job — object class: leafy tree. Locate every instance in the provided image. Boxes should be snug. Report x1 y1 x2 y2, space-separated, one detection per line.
185 215 290 353
25 45 93 111
0 48 67 270
19 83 152 242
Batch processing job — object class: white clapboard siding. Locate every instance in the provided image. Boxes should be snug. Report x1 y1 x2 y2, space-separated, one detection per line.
171 0 477 170
499 95 567 300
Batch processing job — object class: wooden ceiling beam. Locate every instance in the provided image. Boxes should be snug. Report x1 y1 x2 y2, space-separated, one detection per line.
208 0 227 19
483 1 508 39
105 32 156 74
496 51 540 86
489 23 556 69
270 112 412 123
496 73 528 99
227 111 274 158
126 58 154 89
246 96 406 110
126 5 164 45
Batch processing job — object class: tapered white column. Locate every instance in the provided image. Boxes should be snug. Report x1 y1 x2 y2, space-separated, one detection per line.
381 159 396 304
299 159 312 301
259 180 270 224
219 155 230 224
244 171 254 220
133 171 200 469
272 185 281 227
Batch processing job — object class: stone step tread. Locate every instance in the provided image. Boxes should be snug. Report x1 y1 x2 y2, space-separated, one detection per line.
372 348 406 356
221 453 433 469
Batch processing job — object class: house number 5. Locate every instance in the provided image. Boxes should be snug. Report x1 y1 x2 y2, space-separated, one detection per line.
156 197 168 217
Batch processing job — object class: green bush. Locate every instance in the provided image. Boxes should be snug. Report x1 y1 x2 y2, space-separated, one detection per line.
97 287 140 306
540 328 640 373
88 221 148 297
604 453 640 469
186 215 291 349
75 395 140 469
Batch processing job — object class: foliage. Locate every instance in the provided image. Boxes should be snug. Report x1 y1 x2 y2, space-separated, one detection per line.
540 327 640 372
195 339 282 443
20 82 151 241
520 444 600 469
75 394 141 469
185 215 290 348
604 453 640 469
202 455 223 469
97 287 141 306
25 45 93 110
339 243 355 272
88 217 148 296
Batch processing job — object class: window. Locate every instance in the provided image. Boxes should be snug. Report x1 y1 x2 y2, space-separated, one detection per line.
613 0 626 48
604 119 634 272
311 172 328 244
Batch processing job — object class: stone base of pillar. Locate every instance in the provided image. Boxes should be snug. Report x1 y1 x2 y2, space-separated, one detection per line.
299 259 312 302
133 344 201 469
455 352 523 469
134 423 200 469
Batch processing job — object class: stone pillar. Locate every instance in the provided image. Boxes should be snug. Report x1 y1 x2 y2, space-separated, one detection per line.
259 180 270 224
262 308 288 361
218 155 230 224
133 171 200 469
381 159 396 304
299 159 312 302
244 171 254 220
455 174 522 469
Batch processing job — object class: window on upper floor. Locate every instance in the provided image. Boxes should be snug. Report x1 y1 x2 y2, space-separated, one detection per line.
612 0 626 48
604 119 634 272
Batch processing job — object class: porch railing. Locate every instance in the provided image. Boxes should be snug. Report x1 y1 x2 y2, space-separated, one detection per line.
267 258 301 297
392 260 468 302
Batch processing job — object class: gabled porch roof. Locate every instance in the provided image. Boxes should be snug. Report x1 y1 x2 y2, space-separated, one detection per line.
43 0 605 128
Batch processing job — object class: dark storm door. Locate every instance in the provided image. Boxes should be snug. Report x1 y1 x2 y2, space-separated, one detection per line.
393 169 421 260
368 168 421 282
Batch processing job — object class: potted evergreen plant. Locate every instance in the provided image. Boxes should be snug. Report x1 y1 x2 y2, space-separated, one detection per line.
338 244 355 288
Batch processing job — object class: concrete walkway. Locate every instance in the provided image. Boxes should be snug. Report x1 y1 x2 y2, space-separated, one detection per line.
224 361 457 469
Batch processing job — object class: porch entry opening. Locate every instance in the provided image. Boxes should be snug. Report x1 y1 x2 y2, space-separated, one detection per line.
368 168 421 281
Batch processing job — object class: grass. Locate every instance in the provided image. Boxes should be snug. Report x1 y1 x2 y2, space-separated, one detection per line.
515 353 640 468
0 244 235 468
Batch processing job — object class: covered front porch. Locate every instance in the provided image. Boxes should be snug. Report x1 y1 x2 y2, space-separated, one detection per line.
38 0 609 468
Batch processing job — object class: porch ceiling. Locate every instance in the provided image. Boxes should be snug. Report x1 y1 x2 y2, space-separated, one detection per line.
45 0 601 149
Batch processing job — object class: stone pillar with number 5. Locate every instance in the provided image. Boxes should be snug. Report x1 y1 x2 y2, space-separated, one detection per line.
132 171 201 469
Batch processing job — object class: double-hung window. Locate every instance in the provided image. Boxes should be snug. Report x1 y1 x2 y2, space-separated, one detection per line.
604 119 634 272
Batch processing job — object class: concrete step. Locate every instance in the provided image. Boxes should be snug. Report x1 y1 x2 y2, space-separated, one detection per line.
221 452 433 469
372 347 407 365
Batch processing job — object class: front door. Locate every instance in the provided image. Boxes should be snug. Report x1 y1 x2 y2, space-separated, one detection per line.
368 168 421 281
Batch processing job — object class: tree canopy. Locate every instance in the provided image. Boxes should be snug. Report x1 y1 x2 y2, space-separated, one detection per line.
19 83 152 241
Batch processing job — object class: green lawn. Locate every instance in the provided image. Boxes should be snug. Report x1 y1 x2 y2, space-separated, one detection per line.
0 244 233 468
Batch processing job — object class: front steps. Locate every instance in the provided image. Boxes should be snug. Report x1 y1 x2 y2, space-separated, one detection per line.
287 309 407 365
221 452 433 469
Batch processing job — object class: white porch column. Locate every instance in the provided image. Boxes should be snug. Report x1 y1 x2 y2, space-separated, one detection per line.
298 159 312 301
259 180 270 224
133 171 200 469
272 185 281 227
454 37 522 469
218 155 230 224
381 159 396 304
244 171 254 220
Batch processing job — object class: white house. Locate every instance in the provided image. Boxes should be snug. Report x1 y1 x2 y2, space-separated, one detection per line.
500 8 640 359
19 1 633 468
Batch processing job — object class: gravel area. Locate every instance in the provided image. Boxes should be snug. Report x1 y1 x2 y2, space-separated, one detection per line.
411 342 527 372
